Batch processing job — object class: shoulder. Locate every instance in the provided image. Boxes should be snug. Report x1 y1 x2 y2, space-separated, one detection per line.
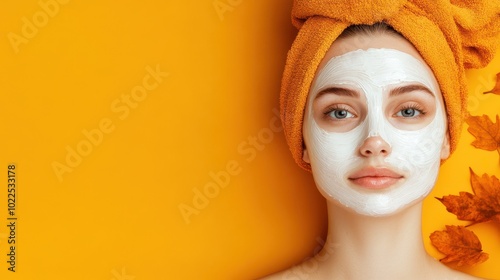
444 271 487 280
258 259 321 280
430 263 487 280
258 268 297 280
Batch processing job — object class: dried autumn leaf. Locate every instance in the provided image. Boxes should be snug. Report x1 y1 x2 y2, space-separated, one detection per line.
466 114 500 156
437 192 491 223
437 169 500 224
483 72 500 95
430 225 489 266
470 168 500 224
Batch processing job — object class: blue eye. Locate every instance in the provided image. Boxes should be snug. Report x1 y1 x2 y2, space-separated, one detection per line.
396 107 422 118
328 109 355 119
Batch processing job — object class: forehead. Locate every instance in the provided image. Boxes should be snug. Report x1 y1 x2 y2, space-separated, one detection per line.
319 32 426 68
312 32 441 94
314 49 438 93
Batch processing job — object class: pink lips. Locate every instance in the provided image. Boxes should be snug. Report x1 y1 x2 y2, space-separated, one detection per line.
348 167 404 189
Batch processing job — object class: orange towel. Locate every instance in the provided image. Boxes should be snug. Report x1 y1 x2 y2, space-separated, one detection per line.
281 0 500 171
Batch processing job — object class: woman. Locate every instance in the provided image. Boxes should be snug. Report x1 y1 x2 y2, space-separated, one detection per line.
262 0 499 279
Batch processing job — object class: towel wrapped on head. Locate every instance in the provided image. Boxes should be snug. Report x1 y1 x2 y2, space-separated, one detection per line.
280 0 500 171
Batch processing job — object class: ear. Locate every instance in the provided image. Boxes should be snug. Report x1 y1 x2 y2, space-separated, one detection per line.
303 147 311 163
440 132 451 160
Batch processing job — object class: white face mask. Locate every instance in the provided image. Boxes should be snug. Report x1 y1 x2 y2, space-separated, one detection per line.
303 48 447 216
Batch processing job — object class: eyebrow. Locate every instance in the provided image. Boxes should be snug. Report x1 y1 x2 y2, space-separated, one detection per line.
314 84 434 100
314 87 360 100
389 84 434 97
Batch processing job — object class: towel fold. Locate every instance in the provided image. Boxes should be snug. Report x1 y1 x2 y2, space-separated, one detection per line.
281 0 500 171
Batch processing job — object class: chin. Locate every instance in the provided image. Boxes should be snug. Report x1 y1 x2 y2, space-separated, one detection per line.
316 182 431 217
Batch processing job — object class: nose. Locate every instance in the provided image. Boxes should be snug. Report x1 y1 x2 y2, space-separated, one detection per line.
359 136 391 157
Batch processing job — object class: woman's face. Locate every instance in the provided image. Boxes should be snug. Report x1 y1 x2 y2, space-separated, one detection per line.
302 32 450 216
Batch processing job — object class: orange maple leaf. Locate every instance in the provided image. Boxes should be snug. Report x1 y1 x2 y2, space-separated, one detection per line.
466 114 500 157
437 168 500 225
483 72 500 95
430 225 489 266
469 168 500 224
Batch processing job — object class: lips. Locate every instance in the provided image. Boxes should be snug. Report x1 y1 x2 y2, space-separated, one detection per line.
348 167 404 189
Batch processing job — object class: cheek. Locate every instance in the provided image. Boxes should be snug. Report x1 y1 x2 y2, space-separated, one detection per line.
385 110 447 174
304 106 446 172
304 115 364 170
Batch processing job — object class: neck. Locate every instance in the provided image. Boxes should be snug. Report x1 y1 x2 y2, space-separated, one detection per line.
318 200 435 279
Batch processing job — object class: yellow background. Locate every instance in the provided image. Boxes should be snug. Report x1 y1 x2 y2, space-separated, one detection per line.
0 1 499 279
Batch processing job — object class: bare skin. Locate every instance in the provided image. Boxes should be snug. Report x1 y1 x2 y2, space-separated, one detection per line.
261 33 485 280
262 202 482 280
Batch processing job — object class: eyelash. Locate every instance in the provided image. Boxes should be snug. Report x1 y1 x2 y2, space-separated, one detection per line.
322 103 426 119
398 103 427 117
323 105 355 119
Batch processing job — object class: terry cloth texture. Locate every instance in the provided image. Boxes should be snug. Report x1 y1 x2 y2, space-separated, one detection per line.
281 0 500 171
